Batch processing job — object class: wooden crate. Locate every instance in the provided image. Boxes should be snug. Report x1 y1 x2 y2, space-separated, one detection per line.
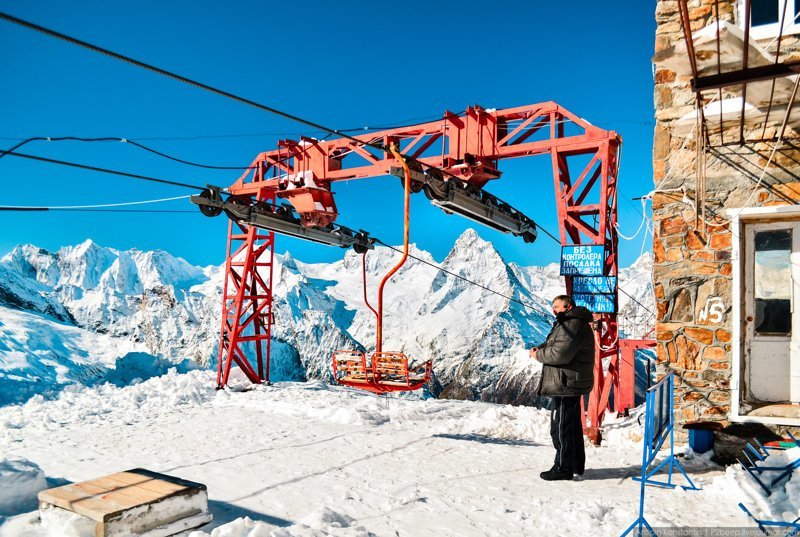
38 468 212 537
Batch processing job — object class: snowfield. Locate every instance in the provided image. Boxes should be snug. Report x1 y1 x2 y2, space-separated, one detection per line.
0 369 796 536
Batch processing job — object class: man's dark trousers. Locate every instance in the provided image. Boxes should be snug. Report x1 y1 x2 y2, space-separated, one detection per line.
549 395 585 473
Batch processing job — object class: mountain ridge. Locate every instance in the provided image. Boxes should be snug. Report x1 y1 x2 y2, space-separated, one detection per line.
0 229 654 406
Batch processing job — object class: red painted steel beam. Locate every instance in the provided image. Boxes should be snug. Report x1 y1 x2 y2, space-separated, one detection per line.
228 102 620 194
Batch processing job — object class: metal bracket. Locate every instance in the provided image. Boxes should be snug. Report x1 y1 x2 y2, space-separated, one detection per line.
191 188 374 252
389 166 538 243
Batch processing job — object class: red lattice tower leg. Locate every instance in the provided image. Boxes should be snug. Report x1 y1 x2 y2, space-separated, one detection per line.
551 130 621 445
217 193 275 388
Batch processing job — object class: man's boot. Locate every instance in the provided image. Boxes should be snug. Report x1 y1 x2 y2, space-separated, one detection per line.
539 466 574 481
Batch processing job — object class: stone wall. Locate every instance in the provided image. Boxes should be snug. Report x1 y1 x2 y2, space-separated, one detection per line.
653 0 800 440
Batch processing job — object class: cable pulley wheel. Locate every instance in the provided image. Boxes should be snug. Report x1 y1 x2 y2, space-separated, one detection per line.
198 189 223 217
353 232 370 254
223 194 253 220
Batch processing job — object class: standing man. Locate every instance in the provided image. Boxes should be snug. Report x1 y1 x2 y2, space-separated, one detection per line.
530 295 595 481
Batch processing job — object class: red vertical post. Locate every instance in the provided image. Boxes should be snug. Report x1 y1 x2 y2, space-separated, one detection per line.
617 339 657 414
216 189 275 389
617 340 637 414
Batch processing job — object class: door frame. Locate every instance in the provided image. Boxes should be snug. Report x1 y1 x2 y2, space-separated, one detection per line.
730 205 800 426
743 220 795 403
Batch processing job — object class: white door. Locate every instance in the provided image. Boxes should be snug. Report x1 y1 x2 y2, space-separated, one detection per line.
744 221 800 404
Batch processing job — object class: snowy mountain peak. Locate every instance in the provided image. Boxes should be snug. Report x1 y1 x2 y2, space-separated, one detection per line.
1 245 58 285
127 249 206 291
280 251 298 271
454 227 481 245
436 229 511 292
449 229 505 263
451 228 499 255
75 238 98 252
629 251 654 271
56 240 119 290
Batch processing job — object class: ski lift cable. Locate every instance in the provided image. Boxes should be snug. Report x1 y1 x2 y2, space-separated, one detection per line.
0 207 199 213
0 114 448 143
379 234 655 322
0 132 344 173
618 286 656 318
0 11 475 184
0 149 205 190
0 195 191 210
373 238 539 310
0 11 393 155
0 137 258 170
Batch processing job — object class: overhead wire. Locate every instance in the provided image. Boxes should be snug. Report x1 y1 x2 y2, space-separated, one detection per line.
0 194 191 210
619 286 656 318
0 11 520 188
0 148 206 190
535 224 561 244
0 136 256 170
0 11 401 160
373 238 539 310
0 208 199 213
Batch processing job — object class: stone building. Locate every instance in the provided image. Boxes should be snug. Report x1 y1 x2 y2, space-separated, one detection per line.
652 0 800 441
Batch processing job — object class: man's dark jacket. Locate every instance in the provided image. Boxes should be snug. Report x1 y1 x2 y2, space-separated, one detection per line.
536 306 595 396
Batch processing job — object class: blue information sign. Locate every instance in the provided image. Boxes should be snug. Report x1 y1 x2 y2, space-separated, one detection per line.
572 276 617 294
560 245 605 276
574 293 616 313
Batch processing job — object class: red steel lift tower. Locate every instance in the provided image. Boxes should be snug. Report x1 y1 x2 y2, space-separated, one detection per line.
193 101 633 443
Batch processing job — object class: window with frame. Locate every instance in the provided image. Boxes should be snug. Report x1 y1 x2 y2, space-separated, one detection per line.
738 0 800 39
753 229 792 335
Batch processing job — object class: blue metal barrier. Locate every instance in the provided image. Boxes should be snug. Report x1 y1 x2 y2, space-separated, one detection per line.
739 503 800 536
739 434 800 496
737 431 800 534
620 373 699 537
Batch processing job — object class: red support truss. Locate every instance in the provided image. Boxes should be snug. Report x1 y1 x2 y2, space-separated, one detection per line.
215 101 630 443
216 188 276 388
550 134 622 444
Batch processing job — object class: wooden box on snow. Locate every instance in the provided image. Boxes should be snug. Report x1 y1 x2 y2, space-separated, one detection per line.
37 468 212 537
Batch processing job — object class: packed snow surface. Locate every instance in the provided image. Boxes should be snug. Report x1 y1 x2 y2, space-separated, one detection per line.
0 370 796 536
0 458 46 517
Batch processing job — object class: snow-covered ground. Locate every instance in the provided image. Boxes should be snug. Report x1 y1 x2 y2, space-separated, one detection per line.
1 369 796 536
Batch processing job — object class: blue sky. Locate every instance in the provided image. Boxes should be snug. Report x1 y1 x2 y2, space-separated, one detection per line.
0 1 657 269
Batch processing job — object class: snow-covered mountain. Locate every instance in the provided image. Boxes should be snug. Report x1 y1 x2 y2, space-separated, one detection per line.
0 230 654 406
617 251 655 338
